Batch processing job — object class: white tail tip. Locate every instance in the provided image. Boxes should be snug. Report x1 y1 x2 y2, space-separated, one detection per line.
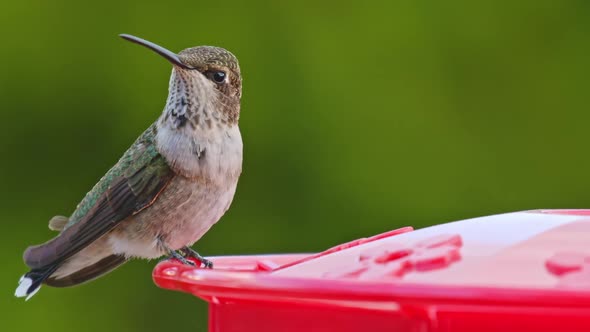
15 276 40 301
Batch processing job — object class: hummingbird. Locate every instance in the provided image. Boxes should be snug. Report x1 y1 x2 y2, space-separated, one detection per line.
15 34 243 300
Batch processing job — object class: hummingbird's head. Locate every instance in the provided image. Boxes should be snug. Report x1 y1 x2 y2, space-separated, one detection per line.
120 34 242 130
177 46 241 99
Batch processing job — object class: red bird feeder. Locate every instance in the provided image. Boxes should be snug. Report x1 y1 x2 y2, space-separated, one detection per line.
153 209 590 332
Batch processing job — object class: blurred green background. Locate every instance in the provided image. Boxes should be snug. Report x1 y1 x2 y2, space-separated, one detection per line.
2 0 590 330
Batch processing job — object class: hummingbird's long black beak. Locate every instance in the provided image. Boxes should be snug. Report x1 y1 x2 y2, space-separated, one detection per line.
119 34 194 70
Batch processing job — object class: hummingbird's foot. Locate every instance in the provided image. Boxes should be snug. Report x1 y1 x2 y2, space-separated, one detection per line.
180 246 213 269
157 238 196 266
163 249 196 266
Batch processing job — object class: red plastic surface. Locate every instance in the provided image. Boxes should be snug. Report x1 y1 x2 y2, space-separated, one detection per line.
546 252 589 276
153 211 590 332
533 209 590 216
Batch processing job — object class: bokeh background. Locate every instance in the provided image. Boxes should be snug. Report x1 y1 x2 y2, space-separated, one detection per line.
2 0 589 330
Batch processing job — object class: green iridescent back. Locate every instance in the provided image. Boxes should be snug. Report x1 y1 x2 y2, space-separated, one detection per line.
64 124 164 230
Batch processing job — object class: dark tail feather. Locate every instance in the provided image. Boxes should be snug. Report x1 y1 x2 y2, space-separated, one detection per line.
15 265 60 301
46 254 126 287
23 236 66 270
16 254 127 300
17 236 67 300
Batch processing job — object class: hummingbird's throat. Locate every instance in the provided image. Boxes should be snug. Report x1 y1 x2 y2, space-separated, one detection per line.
161 70 231 131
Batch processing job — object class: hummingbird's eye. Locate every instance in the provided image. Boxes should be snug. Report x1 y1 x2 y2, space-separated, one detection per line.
206 70 227 84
